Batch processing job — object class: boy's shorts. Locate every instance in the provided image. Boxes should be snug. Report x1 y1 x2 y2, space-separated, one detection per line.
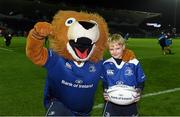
103 101 138 116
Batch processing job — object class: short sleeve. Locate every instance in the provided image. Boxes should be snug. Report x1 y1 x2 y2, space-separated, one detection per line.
43 49 59 70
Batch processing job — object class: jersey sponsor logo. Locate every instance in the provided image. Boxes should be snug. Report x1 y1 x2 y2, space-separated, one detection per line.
61 80 93 88
75 79 83 84
124 67 133 76
116 81 124 85
89 65 96 72
65 62 72 69
106 69 114 76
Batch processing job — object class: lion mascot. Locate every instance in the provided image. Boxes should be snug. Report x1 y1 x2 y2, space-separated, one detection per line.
26 10 135 116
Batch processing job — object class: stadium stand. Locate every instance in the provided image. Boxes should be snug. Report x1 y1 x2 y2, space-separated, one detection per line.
0 0 164 37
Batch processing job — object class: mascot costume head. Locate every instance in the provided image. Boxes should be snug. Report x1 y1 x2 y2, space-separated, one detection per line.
26 10 135 116
50 10 108 62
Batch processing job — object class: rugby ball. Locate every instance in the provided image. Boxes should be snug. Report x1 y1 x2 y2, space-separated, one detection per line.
107 85 137 105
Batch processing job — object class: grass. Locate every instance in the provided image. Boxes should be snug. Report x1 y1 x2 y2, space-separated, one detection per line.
0 37 180 116
0 37 46 115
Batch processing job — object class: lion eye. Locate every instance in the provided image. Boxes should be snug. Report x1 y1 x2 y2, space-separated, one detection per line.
65 18 76 26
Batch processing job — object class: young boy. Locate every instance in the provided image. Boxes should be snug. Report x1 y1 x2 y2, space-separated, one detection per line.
102 33 146 116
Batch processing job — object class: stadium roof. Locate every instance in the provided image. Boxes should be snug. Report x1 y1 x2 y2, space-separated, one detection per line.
0 0 162 34
101 9 161 27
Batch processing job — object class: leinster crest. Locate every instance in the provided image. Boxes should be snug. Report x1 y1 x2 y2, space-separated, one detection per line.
124 67 133 76
89 65 96 72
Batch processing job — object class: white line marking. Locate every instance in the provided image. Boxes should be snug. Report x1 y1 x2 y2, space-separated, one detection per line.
93 87 180 109
142 87 180 98
0 47 14 52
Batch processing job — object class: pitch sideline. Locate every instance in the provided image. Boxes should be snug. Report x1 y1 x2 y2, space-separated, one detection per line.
93 87 180 109
0 47 14 52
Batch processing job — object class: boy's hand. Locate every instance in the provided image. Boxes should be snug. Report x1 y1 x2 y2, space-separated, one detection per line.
103 90 109 101
132 88 141 102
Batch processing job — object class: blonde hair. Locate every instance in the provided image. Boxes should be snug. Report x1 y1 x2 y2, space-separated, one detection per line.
108 33 125 45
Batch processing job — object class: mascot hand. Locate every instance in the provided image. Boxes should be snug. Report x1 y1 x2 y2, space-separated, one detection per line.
122 49 136 62
32 22 53 40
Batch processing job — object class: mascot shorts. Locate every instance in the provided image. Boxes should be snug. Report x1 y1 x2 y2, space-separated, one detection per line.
45 100 90 116
45 100 74 116
103 101 138 116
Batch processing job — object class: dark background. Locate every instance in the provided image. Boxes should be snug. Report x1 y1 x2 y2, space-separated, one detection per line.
0 0 179 36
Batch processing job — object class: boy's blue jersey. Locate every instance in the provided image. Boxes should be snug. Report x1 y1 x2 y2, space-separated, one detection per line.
103 57 146 88
43 50 103 114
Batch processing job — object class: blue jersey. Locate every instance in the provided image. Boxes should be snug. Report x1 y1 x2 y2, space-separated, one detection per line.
158 34 166 40
43 50 104 114
165 38 172 46
103 57 146 88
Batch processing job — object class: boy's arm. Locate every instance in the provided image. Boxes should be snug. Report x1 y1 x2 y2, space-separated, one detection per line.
26 22 53 66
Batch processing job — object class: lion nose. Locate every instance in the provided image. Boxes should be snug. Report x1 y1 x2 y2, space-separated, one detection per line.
79 21 95 30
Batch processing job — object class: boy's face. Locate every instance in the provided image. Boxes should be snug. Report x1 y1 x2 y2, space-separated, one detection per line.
109 42 124 59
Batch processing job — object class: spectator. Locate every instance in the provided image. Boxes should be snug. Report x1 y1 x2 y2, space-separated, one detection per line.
124 33 130 41
158 32 172 55
3 32 13 47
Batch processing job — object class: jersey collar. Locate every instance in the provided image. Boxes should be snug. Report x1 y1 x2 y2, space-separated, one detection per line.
104 57 125 69
73 61 85 67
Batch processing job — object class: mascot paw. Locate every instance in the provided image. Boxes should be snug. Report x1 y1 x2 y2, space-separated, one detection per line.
32 22 53 40
122 49 136 62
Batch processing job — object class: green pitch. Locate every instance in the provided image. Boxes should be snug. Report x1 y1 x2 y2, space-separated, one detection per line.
0 37 180 116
